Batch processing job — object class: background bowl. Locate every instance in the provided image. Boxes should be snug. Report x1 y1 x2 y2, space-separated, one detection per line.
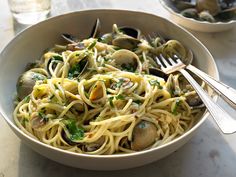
0 9 219 170
160 0 236 33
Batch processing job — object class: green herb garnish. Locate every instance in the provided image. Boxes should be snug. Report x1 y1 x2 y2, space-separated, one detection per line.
68 59 87 79
114 78 125 89
172 99 181 115
133 100 142 105
109 97 114 108
64 119 84 141
87 40 97 50
22 118 29 127
116 94 125 100
52 55 63 61
84 91 89 98
23 95 30 103
104 57 111 62
38 112 48 122
149 80 163 89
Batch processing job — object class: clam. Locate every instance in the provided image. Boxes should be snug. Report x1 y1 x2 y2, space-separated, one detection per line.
112 25 141 50
61 33 78 44
162 40 187 59
131 121 157 151
178 75 203 107
166 74 176 95
149 68 168 81
89 81 105 101
62 18 101 44
89 18 101 38
111 49 141 72
216 6 236 20
173 0 236 22
119 26 141 39
180 8 199 19
17 71 47 100
112 36 140 50
99 33 113 44
99 25 141 48
199 11 216 22
196 0 221 16
186 94 203 107
221 0 235 8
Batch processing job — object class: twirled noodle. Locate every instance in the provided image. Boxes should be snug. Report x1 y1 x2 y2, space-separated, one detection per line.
14 24 204 155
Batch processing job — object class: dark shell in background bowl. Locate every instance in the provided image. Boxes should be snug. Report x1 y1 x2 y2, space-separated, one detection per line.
166 0 236 22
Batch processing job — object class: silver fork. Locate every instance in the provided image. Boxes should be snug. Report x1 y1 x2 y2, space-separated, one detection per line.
150 33 236 109
155 54 236 134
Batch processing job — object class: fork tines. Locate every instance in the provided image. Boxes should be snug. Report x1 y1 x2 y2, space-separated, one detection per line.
155 54 185 74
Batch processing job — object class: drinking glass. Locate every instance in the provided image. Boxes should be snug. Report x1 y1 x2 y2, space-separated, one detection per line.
8 0 51 25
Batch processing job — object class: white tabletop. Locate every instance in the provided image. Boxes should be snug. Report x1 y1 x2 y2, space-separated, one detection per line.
1 0 236 176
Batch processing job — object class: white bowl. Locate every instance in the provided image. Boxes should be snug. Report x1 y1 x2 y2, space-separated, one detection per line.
0 9 219 170
160 0 236 32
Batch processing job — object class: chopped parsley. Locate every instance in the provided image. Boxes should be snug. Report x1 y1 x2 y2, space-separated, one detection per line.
116 94 125 100
133 100 142 105
113 78 125 89
84 92 89 98
149 80 163 89
172 99 181 115
54 84 59 90
38 112 48 122
22 118 29 127
51 55 63 61
23 95 30 103
68 59 87 79
64 119 84 141
109 97 114 108
87 40 97 50
104 57 111 62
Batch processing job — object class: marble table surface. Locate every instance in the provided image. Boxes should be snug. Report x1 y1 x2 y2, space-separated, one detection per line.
1 0 236 177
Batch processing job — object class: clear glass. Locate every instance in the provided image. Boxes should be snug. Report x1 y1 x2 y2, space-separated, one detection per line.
8 0 51 25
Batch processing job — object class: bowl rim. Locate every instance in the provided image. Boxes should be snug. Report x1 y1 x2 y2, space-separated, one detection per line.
159 0 236 26
0 9 219 159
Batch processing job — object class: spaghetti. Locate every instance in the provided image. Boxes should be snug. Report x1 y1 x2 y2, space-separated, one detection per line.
14 24 204 155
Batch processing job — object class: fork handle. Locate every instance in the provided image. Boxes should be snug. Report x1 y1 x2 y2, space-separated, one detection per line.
187 64 236 109
179 68 236 134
